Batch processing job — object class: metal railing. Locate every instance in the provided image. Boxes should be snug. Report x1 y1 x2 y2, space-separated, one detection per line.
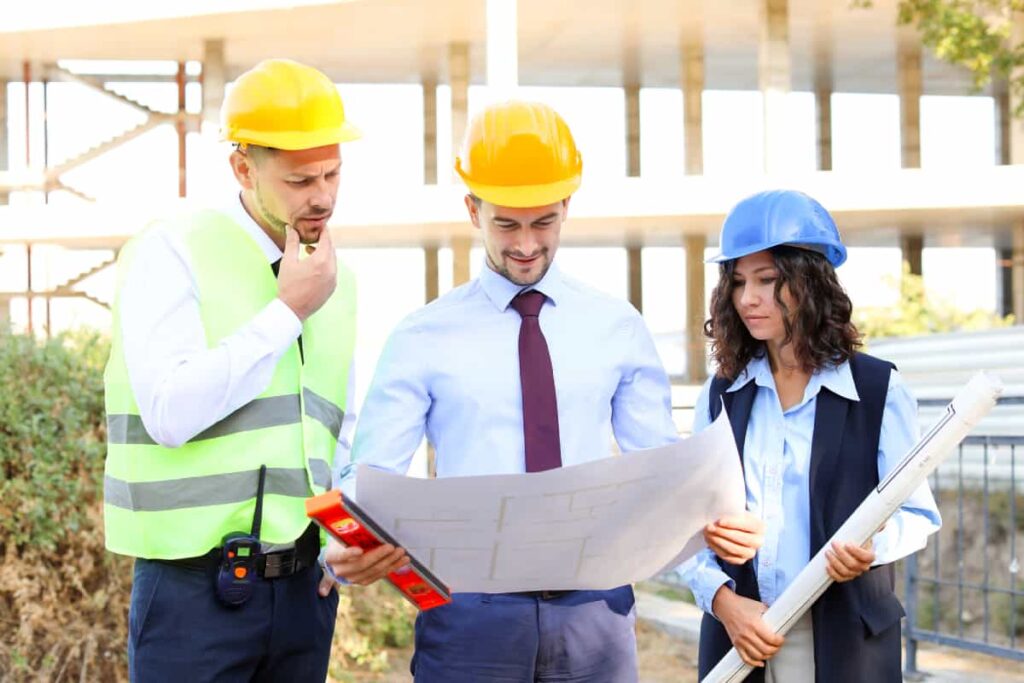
904 434 1024 674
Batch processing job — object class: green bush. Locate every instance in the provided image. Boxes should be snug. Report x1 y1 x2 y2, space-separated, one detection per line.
0 327 415 681
855 263 1013 343
0 328 131 682
0 328 108 553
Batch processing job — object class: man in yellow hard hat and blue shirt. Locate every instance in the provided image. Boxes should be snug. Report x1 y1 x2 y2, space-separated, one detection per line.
326 101 680 681
103 59 370 681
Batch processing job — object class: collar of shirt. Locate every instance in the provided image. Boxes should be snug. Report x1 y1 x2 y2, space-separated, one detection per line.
725 354 860 408
478 260 566 311
224 193 284 264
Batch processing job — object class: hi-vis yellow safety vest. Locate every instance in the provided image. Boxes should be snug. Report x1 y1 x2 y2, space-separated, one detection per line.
103 210 355 559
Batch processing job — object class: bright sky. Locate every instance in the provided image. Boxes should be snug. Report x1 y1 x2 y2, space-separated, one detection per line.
0 65 1004 383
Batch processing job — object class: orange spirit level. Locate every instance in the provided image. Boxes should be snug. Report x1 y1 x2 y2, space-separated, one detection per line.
306 489 452 611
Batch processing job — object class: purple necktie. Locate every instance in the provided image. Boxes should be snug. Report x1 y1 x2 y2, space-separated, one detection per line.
511 290 562 472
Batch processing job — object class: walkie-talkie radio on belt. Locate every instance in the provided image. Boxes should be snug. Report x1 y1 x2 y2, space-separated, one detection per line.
306 489 452 611
215 464 267 607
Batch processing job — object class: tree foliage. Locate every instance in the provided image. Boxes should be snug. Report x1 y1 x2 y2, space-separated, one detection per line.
856 1 1024 111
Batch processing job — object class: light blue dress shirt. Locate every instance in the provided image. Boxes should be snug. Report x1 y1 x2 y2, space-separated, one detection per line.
339 262 679 495
680 354 942 615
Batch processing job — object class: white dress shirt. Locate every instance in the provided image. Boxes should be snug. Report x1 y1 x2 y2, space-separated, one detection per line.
119 195 356 471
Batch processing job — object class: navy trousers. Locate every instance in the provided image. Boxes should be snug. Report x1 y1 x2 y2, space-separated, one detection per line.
128 558 338 682
411 586 638 683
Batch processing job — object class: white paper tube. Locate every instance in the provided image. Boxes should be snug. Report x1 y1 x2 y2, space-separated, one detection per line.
703 371 1003 683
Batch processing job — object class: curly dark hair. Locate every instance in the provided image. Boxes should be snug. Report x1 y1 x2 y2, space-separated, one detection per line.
705 246 862 380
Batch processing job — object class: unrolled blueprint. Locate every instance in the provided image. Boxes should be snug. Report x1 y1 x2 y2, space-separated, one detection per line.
355 410 744 593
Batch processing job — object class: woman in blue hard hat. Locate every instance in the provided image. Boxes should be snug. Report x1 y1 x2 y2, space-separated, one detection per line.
681 190 941 683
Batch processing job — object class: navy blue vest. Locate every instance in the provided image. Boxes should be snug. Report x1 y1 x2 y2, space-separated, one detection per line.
697 352 905 683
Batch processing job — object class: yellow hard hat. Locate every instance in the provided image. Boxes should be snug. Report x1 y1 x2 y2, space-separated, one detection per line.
455 100 582 208
220 59 361 150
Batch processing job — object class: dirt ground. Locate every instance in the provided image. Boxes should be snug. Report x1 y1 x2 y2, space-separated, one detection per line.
334 618 698 683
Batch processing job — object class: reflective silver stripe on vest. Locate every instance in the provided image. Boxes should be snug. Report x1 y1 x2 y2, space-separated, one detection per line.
303 388 345 440
308 457 332 491
104 467 312 512
106 414 160 446
107 394 302 445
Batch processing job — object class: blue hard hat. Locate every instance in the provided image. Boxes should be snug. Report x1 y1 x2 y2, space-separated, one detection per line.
708 190 847 267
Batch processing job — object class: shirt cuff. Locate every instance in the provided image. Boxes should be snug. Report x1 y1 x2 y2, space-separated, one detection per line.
261 298 303 348
337 463 358 499
871 508 939 566
319 545 351 586
677 552 736 619
703 576 736 620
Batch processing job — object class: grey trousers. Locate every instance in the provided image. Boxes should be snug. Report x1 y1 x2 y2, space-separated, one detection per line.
766 613 815 683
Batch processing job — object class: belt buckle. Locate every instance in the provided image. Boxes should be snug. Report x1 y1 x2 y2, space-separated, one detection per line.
539 590 559 600
262 550 296 579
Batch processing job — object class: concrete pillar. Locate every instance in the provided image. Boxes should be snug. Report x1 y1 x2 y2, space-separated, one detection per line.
685 235 708 382
813 6 833 171
759 0 791 174
423 78 438 185
26 244 33 336
449 43 471 171
201 39 226 127
485 0 518 99
814 85 833 172
897 29 922 170
176 62 187 198
682 23 707 382
625 84 641 178
452 236 472 287
998 246 1013 317
0 80 8 204
22 61 31 170
897 29 923 275
995 84 1011 166
996 14 1024 317
998 224 1024 321
425 245 440 302
627 246 643 312
682 42 704 176
900 234 924 277
1011 225 1024 322
814 84 833 171
996 80 1024 320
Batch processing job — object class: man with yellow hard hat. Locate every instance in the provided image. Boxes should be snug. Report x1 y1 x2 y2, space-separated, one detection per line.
103 59 363 681
326 101 679 682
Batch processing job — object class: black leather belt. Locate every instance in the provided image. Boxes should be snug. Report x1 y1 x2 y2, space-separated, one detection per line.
158 523 319 579
520 590 572 600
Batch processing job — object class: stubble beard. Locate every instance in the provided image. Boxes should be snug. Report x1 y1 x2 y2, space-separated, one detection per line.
490 250 551 286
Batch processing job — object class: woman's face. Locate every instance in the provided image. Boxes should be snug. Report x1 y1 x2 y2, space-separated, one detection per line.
730 250 796 346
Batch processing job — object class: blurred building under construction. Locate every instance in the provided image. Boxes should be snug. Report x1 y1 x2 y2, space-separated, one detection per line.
2 0 1024 382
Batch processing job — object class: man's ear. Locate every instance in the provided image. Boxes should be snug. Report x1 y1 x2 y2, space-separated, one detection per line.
229 149 256 190
464 194 481 230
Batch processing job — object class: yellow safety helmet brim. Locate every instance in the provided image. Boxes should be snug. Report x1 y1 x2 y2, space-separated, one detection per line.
225 120 362 150
456 162 581 208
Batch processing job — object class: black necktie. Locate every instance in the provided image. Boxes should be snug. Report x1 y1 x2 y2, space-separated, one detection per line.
271 259 303 363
